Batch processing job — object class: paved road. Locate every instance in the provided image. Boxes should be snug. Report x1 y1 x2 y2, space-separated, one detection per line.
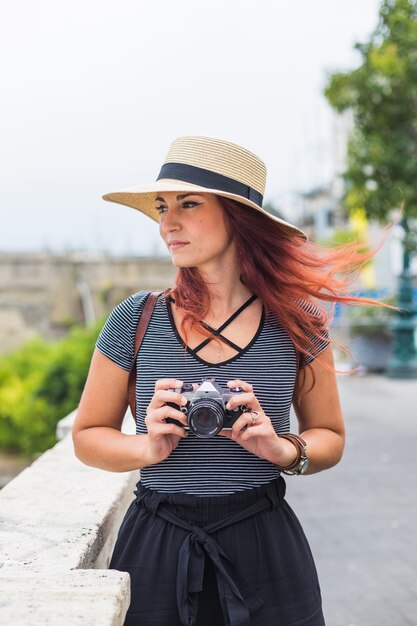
286 374 417 626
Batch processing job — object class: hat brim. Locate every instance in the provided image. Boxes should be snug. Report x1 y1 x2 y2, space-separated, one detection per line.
102 180 307 240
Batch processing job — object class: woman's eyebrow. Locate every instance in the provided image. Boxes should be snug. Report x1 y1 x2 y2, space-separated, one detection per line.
176 193 202 200
155 193 202 202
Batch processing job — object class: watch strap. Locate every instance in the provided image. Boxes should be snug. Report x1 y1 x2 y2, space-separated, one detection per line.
276 433 308 475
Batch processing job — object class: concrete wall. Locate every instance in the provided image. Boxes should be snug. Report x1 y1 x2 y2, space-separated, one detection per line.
0 410 138 625
0 251 176 355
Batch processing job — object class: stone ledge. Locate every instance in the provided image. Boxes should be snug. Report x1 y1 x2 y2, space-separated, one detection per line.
0 430 137 571
0 569 130 626
0 408 137 624
56 409 78 441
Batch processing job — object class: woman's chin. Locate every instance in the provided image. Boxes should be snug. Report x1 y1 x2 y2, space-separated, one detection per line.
169 251 198 268
171 259 196 268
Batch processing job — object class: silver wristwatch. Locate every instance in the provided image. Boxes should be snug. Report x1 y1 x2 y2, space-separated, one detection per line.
281 440 309 475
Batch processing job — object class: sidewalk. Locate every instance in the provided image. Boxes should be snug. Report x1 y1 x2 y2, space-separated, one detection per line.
286 374 417 626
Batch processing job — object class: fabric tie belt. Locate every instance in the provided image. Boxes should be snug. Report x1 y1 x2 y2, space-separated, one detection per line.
134 479 286 626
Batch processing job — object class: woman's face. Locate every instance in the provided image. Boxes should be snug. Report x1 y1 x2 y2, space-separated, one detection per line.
157 192 235 270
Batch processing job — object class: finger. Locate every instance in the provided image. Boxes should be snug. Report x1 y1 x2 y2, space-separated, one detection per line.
146 405 188 426
228 412 255 436
169 435 183 449
148 421 188 438
227 380 253 392
240 421 276 442
154 378 184 392
148 389 188 411
218 429 233 439
229 411 265 438
219 420 269 441
226 392 260 412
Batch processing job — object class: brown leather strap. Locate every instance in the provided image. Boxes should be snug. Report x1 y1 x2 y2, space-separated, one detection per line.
128 291 164 421
275 433 307 471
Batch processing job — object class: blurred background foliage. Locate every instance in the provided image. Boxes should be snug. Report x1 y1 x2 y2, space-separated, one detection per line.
0 320 104 455
324 0 417 235
325 0 417 380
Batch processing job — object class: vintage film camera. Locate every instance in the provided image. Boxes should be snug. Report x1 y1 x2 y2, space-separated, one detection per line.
166 377 247 438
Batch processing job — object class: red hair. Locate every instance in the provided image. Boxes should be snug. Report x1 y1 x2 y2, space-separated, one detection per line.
167 196 391 371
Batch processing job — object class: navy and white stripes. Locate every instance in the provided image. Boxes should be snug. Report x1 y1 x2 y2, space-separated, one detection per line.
95 291 329 496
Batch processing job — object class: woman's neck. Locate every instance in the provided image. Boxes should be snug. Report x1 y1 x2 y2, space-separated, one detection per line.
178 245 254 318
198 266 253 320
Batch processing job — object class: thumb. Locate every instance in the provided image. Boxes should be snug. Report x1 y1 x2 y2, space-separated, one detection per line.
217 430 233 439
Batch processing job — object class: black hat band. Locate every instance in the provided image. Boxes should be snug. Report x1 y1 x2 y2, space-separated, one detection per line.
156 162 263 208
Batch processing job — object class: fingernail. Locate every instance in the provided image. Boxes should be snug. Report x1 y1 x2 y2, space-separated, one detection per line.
182 396 187 405
226 402 231 410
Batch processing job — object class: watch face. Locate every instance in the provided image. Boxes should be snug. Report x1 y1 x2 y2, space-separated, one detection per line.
299 457 309 474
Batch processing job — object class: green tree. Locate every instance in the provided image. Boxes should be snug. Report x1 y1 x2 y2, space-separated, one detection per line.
324 0 417 378
324 0 417 248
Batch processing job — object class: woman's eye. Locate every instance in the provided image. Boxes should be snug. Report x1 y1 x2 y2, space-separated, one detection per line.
155 201 200 214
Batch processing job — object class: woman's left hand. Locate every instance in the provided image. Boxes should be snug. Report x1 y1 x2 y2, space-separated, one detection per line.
218 379 297 467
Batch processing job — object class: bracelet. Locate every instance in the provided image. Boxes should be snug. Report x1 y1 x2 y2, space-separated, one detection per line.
275 433 308 475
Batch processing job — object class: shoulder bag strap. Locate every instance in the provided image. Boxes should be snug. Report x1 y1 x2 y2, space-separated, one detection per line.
128 290 164 421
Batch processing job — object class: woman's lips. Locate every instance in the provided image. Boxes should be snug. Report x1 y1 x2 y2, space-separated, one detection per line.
169 242 189 250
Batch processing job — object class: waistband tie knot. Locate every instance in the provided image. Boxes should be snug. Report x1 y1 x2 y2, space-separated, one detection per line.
134 479 285 626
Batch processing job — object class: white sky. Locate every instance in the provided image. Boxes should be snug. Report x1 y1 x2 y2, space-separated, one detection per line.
0 0 381 256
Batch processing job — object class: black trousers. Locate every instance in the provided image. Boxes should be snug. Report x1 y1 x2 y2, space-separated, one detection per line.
109 477 325 626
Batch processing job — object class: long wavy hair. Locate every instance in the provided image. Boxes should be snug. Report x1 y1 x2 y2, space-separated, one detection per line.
166 195 391 374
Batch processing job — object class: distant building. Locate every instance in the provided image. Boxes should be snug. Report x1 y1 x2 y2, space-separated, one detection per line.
0 251 176 356
298 184 347 241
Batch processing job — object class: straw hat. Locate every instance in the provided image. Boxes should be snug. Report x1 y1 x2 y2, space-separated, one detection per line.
102 135 307 240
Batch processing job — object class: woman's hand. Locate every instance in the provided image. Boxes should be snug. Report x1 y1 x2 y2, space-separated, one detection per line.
143 378 189 466
218 379 298 467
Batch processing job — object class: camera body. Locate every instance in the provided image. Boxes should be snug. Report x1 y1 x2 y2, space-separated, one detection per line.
166 377 247 438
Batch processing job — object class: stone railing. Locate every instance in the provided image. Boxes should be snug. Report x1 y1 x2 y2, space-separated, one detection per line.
0 409 138 625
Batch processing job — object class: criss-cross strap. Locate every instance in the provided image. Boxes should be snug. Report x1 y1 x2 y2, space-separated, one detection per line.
193 294 258 355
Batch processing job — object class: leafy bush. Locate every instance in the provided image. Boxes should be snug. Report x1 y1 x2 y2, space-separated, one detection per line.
0 320 104 455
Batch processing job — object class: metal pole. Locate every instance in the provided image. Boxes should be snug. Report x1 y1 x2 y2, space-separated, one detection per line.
386 218 417 378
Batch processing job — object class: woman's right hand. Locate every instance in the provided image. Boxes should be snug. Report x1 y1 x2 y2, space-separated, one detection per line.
143 378 189 466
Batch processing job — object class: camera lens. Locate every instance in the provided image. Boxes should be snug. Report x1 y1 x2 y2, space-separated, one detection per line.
188 400 224 438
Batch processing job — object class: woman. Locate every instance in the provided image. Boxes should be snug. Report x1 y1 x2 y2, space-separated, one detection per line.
72 136 374 626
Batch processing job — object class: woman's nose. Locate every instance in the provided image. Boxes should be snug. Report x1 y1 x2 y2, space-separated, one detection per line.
161 207 181 233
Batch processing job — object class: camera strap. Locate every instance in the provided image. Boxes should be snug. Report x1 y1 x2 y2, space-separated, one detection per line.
128 290 164 421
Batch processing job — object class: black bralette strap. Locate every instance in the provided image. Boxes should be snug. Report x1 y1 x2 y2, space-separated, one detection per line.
203 294 258 334
193 294 258 355
193 332 242 354
168 293 257 328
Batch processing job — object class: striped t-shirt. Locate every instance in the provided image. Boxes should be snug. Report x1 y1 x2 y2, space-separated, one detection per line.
95 291 329 496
